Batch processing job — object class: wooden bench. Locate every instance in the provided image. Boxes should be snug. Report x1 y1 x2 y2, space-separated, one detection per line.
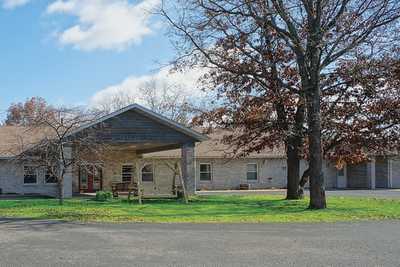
111 182 138 198
239 184 250 190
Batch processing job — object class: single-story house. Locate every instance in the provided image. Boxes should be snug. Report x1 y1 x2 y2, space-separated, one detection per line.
0 104 399 198
144 132 400 191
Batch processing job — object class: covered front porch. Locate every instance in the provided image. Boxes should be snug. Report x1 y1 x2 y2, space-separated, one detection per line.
66 104 205 198
73 144 195 198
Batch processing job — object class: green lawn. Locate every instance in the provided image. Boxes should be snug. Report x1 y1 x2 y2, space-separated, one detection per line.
0 195 399 223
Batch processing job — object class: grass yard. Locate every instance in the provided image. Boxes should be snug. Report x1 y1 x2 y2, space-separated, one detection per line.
0 195 399 223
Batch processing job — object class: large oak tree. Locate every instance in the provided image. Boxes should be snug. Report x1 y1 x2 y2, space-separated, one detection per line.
162 0 400 208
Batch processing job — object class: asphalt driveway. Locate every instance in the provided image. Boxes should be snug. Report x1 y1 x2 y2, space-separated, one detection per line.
0 219 399 267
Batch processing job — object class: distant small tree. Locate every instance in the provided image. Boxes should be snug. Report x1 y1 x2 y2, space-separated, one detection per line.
14 107 109 205
97 91 137 114
5 97 55 126
139 79 195 125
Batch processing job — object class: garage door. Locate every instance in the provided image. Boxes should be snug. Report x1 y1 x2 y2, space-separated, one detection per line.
375 158 388 188
347 163 368 188
392 159 400 188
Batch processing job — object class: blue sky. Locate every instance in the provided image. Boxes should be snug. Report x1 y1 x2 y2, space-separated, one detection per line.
0 0 192 119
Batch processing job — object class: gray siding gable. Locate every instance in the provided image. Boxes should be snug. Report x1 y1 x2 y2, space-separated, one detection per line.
67 104 206 144
97 109 195 144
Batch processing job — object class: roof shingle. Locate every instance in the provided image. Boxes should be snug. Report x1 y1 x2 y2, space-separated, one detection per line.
0 126 285 159
0 126 51 158
144 128 285 159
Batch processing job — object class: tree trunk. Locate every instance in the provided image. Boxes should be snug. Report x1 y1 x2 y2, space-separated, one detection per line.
285 97 305 200
307 85 326 209
58 178 64 205
286 137 301 199
298 168 310 199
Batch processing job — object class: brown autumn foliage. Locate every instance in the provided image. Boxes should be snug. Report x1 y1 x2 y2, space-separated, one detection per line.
322 52 400 167
163 0 400 208
4 97 55 126
193 52 400 164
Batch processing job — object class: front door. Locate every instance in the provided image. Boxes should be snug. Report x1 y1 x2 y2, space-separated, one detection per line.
87 172 94 192
80 166 103 193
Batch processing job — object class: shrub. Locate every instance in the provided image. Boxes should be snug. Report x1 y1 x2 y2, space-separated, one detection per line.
95 191 113 202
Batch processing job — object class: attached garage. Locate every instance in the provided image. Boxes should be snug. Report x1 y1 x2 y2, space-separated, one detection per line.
346 158 394 189
347 163 369 188
375 157 389 188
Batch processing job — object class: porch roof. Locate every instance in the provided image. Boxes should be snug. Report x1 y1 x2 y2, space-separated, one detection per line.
144 128 286 159
67 104 207 142
0 104 207 158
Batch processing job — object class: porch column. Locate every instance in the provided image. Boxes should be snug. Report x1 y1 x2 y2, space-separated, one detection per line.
367 158 376 189
63 146 73 198
135 159 142 204
181 142 196 195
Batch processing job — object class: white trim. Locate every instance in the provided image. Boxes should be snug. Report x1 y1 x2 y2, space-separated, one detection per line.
336 164 347 188
194 157 197 191
368 158 376 189
66 104 207 141
199 162 212 182
246 163 259 182
388 158 393 188
23 165 38 185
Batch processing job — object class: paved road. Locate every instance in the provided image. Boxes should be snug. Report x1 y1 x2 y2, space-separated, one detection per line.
198 189 400 198
0 219 399 267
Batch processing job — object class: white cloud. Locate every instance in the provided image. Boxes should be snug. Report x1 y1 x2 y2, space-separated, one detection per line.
46 0 160 51
2 0 30 9
90 67 206 109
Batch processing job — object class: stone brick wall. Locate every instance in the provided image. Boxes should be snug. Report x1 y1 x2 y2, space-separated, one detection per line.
0 160 58 197
0 154 374 197
195 158 338 190
196 158 286 190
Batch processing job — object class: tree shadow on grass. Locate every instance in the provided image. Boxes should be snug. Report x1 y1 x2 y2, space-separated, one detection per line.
117 196 385 220
116 197 315 219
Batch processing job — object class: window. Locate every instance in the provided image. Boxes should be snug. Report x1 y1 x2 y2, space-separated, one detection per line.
122 164 134 182
45 168 57 184
199 163 212 181
80 167 88 189
93 167 103 191
247 163 258 181
141 164 154 182
24 166 37 184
